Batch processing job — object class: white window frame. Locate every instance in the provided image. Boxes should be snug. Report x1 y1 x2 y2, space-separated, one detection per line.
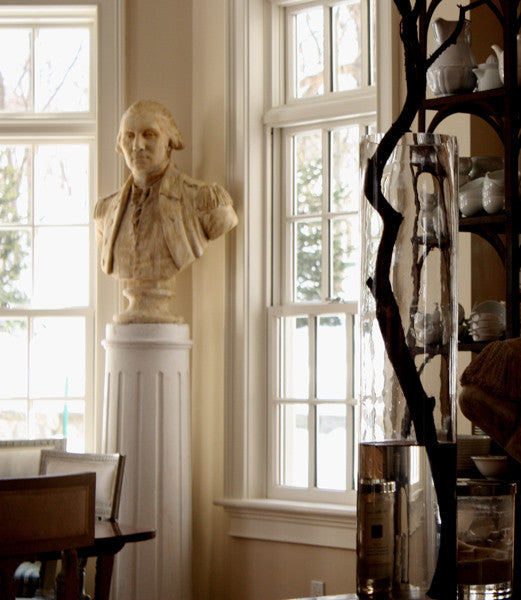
0 0 123 452
219 0 398 548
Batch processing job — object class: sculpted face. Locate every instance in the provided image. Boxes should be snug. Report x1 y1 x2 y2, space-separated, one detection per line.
119 110 170 186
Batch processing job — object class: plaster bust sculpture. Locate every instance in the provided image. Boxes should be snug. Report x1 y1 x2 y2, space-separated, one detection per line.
94 100 238 324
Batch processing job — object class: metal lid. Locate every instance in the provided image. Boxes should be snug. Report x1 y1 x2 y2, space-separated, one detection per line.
457 478 516 497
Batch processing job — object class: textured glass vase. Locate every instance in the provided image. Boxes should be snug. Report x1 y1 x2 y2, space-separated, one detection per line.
357 133 459 599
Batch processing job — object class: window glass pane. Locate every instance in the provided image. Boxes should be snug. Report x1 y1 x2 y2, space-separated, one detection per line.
333 1 363 92
34 27 90 113
29 316 85 398
294 130 322 216
0 28 31 112
29 399 84 451
0 318 28 398
316 314 346 400
0 145 31 223
0 400 28 438
33 226 89 307
316 403 346 490
294 219 322 302
331 215 359 301
279 403 308 487
331 126 360 213
294 6 324 98
280 316 309 399
0 229 31 307
34 144 89 225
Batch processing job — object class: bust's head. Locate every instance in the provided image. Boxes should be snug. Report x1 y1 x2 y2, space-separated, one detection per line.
116 100 184 187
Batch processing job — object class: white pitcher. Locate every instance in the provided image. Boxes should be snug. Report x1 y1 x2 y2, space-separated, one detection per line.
431 18 476 67
427 18 477 95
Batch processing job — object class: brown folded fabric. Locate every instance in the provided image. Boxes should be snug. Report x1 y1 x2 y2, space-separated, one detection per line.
459 385 521 462
459 337 521 462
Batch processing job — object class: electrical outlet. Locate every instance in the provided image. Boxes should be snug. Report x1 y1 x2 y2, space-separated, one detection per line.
310 580 325 597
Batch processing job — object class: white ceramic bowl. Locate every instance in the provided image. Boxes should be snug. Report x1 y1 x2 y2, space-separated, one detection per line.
459 178 484 216
472 301 506 324
471 455 508 479
427 65 476 96
457 435 491 472
482 192 505 214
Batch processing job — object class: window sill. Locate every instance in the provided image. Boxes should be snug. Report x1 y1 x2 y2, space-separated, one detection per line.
215 498 357 550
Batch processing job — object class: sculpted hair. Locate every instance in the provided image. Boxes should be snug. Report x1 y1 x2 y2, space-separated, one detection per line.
116 100 185 154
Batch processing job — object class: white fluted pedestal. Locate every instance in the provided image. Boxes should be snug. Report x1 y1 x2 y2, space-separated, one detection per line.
102 323 192 600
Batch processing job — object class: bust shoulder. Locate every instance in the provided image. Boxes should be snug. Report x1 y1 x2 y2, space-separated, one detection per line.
94 190 120 221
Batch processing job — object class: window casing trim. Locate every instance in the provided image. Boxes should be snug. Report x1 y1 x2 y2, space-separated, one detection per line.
216 497 357 549
223 0 397 546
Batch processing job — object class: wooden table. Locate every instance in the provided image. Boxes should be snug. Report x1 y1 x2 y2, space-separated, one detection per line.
82 521 155 600
39 520 155 600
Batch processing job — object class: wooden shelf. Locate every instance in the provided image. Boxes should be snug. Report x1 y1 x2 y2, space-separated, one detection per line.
458 212 506 232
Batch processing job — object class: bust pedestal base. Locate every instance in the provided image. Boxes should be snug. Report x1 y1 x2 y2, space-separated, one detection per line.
102 323 192 600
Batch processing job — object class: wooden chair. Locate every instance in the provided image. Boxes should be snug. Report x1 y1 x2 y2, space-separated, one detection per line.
37 451 125 599
0 439 66 479
39 450 125 521
0 439 67 598
0 473 95 600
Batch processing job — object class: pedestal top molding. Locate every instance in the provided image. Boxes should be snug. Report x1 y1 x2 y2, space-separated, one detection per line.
102 322 193 351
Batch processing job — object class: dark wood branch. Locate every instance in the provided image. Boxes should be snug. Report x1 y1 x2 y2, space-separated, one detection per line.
363 3 457 595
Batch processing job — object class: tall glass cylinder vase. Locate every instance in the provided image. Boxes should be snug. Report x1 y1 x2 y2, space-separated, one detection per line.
357 133 459 600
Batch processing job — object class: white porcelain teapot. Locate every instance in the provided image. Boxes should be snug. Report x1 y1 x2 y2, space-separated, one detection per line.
491 35 521 84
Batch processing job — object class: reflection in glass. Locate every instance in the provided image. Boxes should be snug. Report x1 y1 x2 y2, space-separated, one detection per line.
317 404 347 490
0 145 30 223
295 220 322 302
34 144 89 224
331 126 359 213
33 226 89 307
280 316 309 399
294 130 322 216
331 215 359 301
0 29 31 112
332 2 363 92
0 229 31 307
35 28 90 112
280 403 308 487
29 317 85 398
316 314 347 400
0 319 28 398
295 7 324 98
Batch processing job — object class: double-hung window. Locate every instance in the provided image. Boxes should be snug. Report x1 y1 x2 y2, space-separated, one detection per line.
267 0 376 505
0 3 121 452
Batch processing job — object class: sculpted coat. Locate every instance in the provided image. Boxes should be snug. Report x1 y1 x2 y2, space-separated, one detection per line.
94 154 238 279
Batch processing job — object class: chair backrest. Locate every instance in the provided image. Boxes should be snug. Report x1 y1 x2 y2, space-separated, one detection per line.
39 450 125 521
0 473 95 600
0 473 95 557
0 439 66 479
